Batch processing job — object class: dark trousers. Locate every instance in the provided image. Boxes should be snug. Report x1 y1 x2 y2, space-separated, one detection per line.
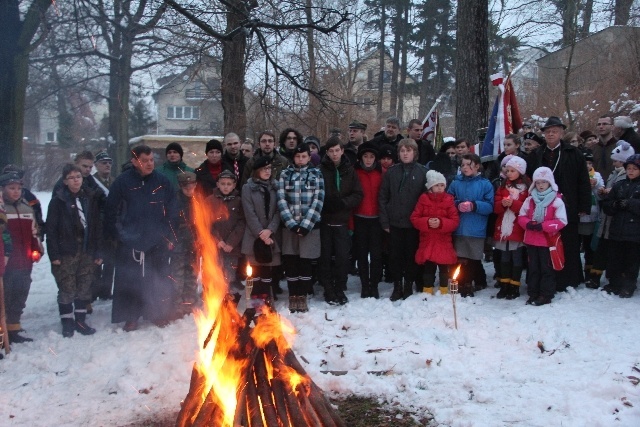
527 245 555 298
607 240 640 292
457 258 487 287
112 243 175 324
423 262 450 288
353 216 383 287
251 264 273 296
283 255 312 296
579 233 595 270
92 244 115 299
592 238 609 276
388 226 419 283
3 269 32 327
319 223 351 290
556 222 583 288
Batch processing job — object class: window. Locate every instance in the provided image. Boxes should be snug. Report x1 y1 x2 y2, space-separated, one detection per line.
367 69 374 89
46 132 56 142
167 106 200 120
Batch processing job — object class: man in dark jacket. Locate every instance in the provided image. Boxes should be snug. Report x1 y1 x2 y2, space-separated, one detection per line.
342 120 367 166
407 119 436 165
526 116 591 290
157 142 195 191
369 116 404 149
278 128 304 162
241 131 290 187
319 138 363 305
222 132 249 183
588 115 618 178
105 145 178 331
613 116 640 152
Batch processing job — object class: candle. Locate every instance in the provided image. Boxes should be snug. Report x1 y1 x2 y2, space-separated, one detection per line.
245 264 254 303
449 265 461 330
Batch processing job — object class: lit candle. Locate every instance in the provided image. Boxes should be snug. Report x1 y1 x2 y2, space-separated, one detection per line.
449 265 461 330
245 264 253 303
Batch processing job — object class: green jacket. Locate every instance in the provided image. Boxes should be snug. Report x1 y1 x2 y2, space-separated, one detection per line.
157 161 195 190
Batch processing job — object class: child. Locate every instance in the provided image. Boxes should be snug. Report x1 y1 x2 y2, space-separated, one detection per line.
379 139 427 300
601 154 640 297
277 143 324 312
241 156 282 311
206 170 246 289
410 170 459 294
493 156 530 299
447 154 494 297
579 151 603 278
172 171 200 317
587 141 635 289
46 164 103 337
353 142 383 298
517 167 567 306
378 143 396 283
1 171 43 343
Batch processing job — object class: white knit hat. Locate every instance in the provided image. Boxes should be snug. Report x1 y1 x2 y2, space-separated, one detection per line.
505 156 527 176
610 140 635 162
500 154 514 168
529 167 558 192
425 170 447 189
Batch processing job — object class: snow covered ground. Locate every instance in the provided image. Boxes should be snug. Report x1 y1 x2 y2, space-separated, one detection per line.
1 192 639 426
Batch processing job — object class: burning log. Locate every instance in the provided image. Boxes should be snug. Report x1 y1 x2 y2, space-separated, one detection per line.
177 309 345 427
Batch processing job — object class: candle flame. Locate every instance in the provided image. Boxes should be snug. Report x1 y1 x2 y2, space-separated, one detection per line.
246 264 252 278
452 265 461 281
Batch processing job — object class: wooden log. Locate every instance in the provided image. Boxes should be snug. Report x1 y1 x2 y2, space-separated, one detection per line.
311 383 345 427
297 386 323 427
246 366 264 427
254 351 280 427
306 384 337 427
191 391 222 427
279 378 308 427
176 364 207 427
270 377 291 427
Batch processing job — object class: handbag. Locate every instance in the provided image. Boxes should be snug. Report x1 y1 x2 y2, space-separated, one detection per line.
253 238 273 264
546 232 565 271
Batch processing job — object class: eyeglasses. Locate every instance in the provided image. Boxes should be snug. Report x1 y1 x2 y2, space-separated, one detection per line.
260 139 274 143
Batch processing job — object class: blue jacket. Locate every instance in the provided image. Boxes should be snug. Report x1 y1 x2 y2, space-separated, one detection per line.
105 168 178 251
447 173 494 238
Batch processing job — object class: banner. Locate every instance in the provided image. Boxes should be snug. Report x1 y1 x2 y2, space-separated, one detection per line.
481 73 522 162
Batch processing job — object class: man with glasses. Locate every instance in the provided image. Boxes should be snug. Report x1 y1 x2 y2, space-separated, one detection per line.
241 131 291 187
591 115 618 177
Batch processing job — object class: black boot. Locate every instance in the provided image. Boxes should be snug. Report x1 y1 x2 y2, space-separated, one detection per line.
402 279 413 300
496 279 511 299
361 278 371 298
61 318 75 338
324 283 340 305
74 303 97 336
8 330 33 343
370 283 380 299
505 284 521 300
390 281 403 301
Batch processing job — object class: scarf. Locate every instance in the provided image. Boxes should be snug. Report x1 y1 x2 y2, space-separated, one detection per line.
359 161 377 172
499 181 527 240
207 161 222 181
530 187 556 223
256 179 271 215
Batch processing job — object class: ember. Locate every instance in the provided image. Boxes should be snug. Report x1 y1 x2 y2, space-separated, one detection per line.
176 196 345 426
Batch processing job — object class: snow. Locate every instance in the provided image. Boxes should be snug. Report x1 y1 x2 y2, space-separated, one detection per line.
1 193 640 426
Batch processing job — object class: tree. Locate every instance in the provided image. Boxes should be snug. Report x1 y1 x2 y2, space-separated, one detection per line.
614 0 634 25
0 0 52 168
129 96 156 137
455 0 489 142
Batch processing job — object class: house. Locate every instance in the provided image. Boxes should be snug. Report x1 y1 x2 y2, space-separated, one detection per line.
535 26 640 121
153 58 225 136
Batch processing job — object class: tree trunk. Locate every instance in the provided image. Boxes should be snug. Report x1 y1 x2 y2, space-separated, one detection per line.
614 0 634 25
389 4 402 118
109 42 133 170
418 36 433 118
580 0 593 39
222 1 248 141
397 6 409 122
560 0 578 48
305 0 320 135
377 6 386 120
455 0 489 142
0 0 51 169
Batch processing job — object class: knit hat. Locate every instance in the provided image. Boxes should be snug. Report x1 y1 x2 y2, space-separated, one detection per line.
529 167 558 192
611 140 635 162
624 153 640 169
218 170 237 181
357 141 379 160
614 116 634 129
205 139 223 154
439 140 456 153
505 156 527 176
177 171 196 186
425 170 446 190
0 172 23 187
252 155 272 171
378 144 395 160
293 142 311 155
303 136 321 152
166 142 184 158
500 154 514 168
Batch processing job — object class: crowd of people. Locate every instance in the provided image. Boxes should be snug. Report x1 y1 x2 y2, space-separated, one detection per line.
0 114 639 345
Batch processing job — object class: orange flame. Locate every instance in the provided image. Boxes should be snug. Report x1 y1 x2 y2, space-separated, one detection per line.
246 264 252 278
452 265 461 281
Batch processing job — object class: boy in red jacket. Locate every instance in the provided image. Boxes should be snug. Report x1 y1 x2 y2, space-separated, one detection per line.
410 170 460 295
1 172 43 343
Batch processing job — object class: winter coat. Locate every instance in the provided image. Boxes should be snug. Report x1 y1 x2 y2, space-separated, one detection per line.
195 160 222 197
354 165 382 217
0 207 6 276
319 155 363 225
580 169 604 223
4 197 41 271
369 132 403 150
597 167 628 239
379 162 427 229
590 137 617 180
222 152 250 184
427 153 458 187
157 161 195 190
241 150 290 187
447 173 494 238
517 195 568 247
206 188 245 257
175 191 197 253
342 142 358 167
526 142 592 223
241 179 282 265
493 181 528 243
602 176 640 243
417 139 436 166
105 168 178 252
277 164 325 232
619 127 640 153
410 192 459 265
46 187 103 261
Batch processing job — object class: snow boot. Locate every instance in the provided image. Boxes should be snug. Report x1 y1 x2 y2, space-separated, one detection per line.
439 286 449 295
61 317 75 338
8 329 33 343
288 296 300 313
360 279 371 298
495 278 511 299
324 283 341 305
402 280 413 299
335 288 349 305
296 296 309 312
75 312 96 336
585 270 602 289
390 281 403 301
422 287 434 295
505 282 521 300
370 283 380 299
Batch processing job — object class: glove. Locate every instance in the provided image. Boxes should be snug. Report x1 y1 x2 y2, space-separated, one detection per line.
296 226 310 237
458 201 472 212
526 221 543 231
